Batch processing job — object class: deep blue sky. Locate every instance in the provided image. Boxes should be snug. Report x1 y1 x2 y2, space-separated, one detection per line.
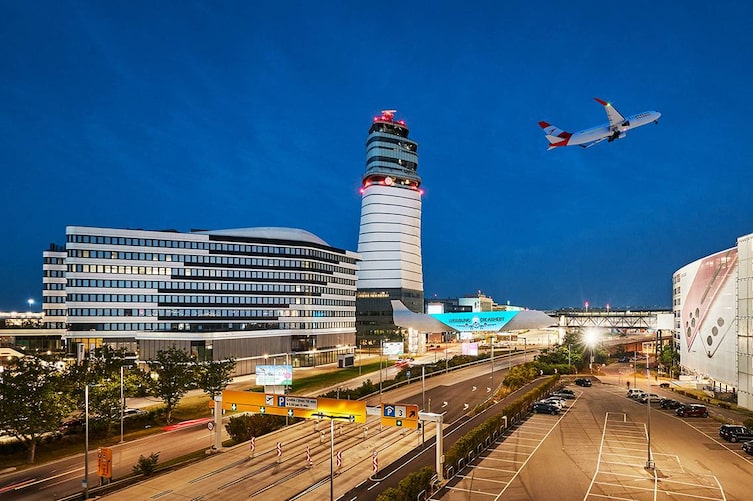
2 1 752 312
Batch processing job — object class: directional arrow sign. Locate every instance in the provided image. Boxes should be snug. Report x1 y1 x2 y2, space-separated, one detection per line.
381 403 419 429
221 390 366 422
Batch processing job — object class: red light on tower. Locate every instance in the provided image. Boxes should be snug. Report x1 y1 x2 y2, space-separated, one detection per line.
584 301 589 312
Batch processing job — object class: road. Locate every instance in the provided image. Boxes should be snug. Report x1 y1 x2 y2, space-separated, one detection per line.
99 356 523 500
0 347 515 500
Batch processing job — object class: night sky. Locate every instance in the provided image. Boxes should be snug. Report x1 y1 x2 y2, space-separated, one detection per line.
2 1 752 312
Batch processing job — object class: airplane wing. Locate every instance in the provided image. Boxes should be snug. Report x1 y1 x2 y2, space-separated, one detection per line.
579 137 608 148
594 98 626 130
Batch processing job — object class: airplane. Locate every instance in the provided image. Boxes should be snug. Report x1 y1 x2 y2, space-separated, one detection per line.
539 98 661 150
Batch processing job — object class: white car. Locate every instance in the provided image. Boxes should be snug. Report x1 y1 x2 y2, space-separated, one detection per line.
627 389 646 399
638 393 661 404
540 397 565 409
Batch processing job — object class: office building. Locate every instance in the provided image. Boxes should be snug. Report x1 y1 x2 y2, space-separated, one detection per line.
43 226 359 374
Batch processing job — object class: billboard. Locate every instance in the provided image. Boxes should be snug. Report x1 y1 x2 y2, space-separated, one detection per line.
430 311 518 332
255 365 293 386
677 247 738 386
383 342 404 357
461 342 479 356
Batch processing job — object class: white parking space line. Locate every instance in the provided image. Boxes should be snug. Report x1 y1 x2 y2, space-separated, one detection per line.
444 485 497 497
474 456 525 466
584 411 726 501
471 464 518 474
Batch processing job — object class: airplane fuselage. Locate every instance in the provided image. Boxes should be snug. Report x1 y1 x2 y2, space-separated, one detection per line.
568 110 661 146
539 98 661 149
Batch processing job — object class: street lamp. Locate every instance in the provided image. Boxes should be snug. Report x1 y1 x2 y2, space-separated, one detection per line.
27 298 34 311
490 334 495 388
584 328 599 373
313 412 353 501
83 383 99 498
645 353 654 469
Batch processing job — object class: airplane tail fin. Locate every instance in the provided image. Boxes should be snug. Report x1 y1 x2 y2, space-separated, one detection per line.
538 121 572 150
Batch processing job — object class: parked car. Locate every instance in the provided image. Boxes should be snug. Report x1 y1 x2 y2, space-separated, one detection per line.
123 408 145 418
742 440 753 455
627 389 646 399
638 393 662 404
659 382 670 389
557 388 576 396
58 418 84 435
618 356 630 363
574 378 592 387
552 391 576 400
540 397 565 409
659 398 683 409
719 424 753 443
676 404 708 418
533 401 560 415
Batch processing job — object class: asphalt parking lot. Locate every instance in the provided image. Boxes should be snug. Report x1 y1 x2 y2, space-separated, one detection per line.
433 378 753 500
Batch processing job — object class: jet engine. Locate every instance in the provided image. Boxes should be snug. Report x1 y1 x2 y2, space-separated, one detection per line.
608 131 626 142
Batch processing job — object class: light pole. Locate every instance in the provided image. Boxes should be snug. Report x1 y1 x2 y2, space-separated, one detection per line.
379 339 383 405
490 335 495 388
313 412 352 501
120 365 125 443
645 353 654 469
27 298 34 312
421 365 426 410
83 384 91 499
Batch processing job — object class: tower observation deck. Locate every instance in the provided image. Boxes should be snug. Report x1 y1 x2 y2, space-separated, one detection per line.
356 110 424 343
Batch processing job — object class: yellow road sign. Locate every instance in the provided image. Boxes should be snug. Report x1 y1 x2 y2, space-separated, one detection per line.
97 447 112 478
221 390 367 423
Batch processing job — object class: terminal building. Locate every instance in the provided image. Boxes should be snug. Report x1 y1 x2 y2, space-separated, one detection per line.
673 231 753 411
356 110 424 345
41 226 359 374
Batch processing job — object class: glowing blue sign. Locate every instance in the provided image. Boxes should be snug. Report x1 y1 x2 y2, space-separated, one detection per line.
430 311 518 332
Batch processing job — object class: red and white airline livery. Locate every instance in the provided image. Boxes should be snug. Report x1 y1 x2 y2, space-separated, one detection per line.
539 98 661 150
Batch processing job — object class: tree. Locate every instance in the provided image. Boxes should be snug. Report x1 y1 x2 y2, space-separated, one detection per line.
147 346 196 424
225 414 287 442
65 346 133 436
133 452 160 476
0 356 75 463
196 358 236 399
659 343 678 369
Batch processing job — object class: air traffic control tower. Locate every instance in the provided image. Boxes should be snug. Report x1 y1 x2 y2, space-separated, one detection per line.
356 110 424 344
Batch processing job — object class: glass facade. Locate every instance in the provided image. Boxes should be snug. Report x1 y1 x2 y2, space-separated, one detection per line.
42 226 359 364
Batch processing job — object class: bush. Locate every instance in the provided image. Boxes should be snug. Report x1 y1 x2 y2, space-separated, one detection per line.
376 487 404 501
744 418 753 429
133 452 159 476
225 413 292 443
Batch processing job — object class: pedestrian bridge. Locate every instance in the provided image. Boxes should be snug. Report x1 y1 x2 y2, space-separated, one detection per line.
548 309 672 332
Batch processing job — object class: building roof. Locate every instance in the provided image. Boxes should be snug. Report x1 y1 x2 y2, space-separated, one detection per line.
196 227 330 246
392 300 555 332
